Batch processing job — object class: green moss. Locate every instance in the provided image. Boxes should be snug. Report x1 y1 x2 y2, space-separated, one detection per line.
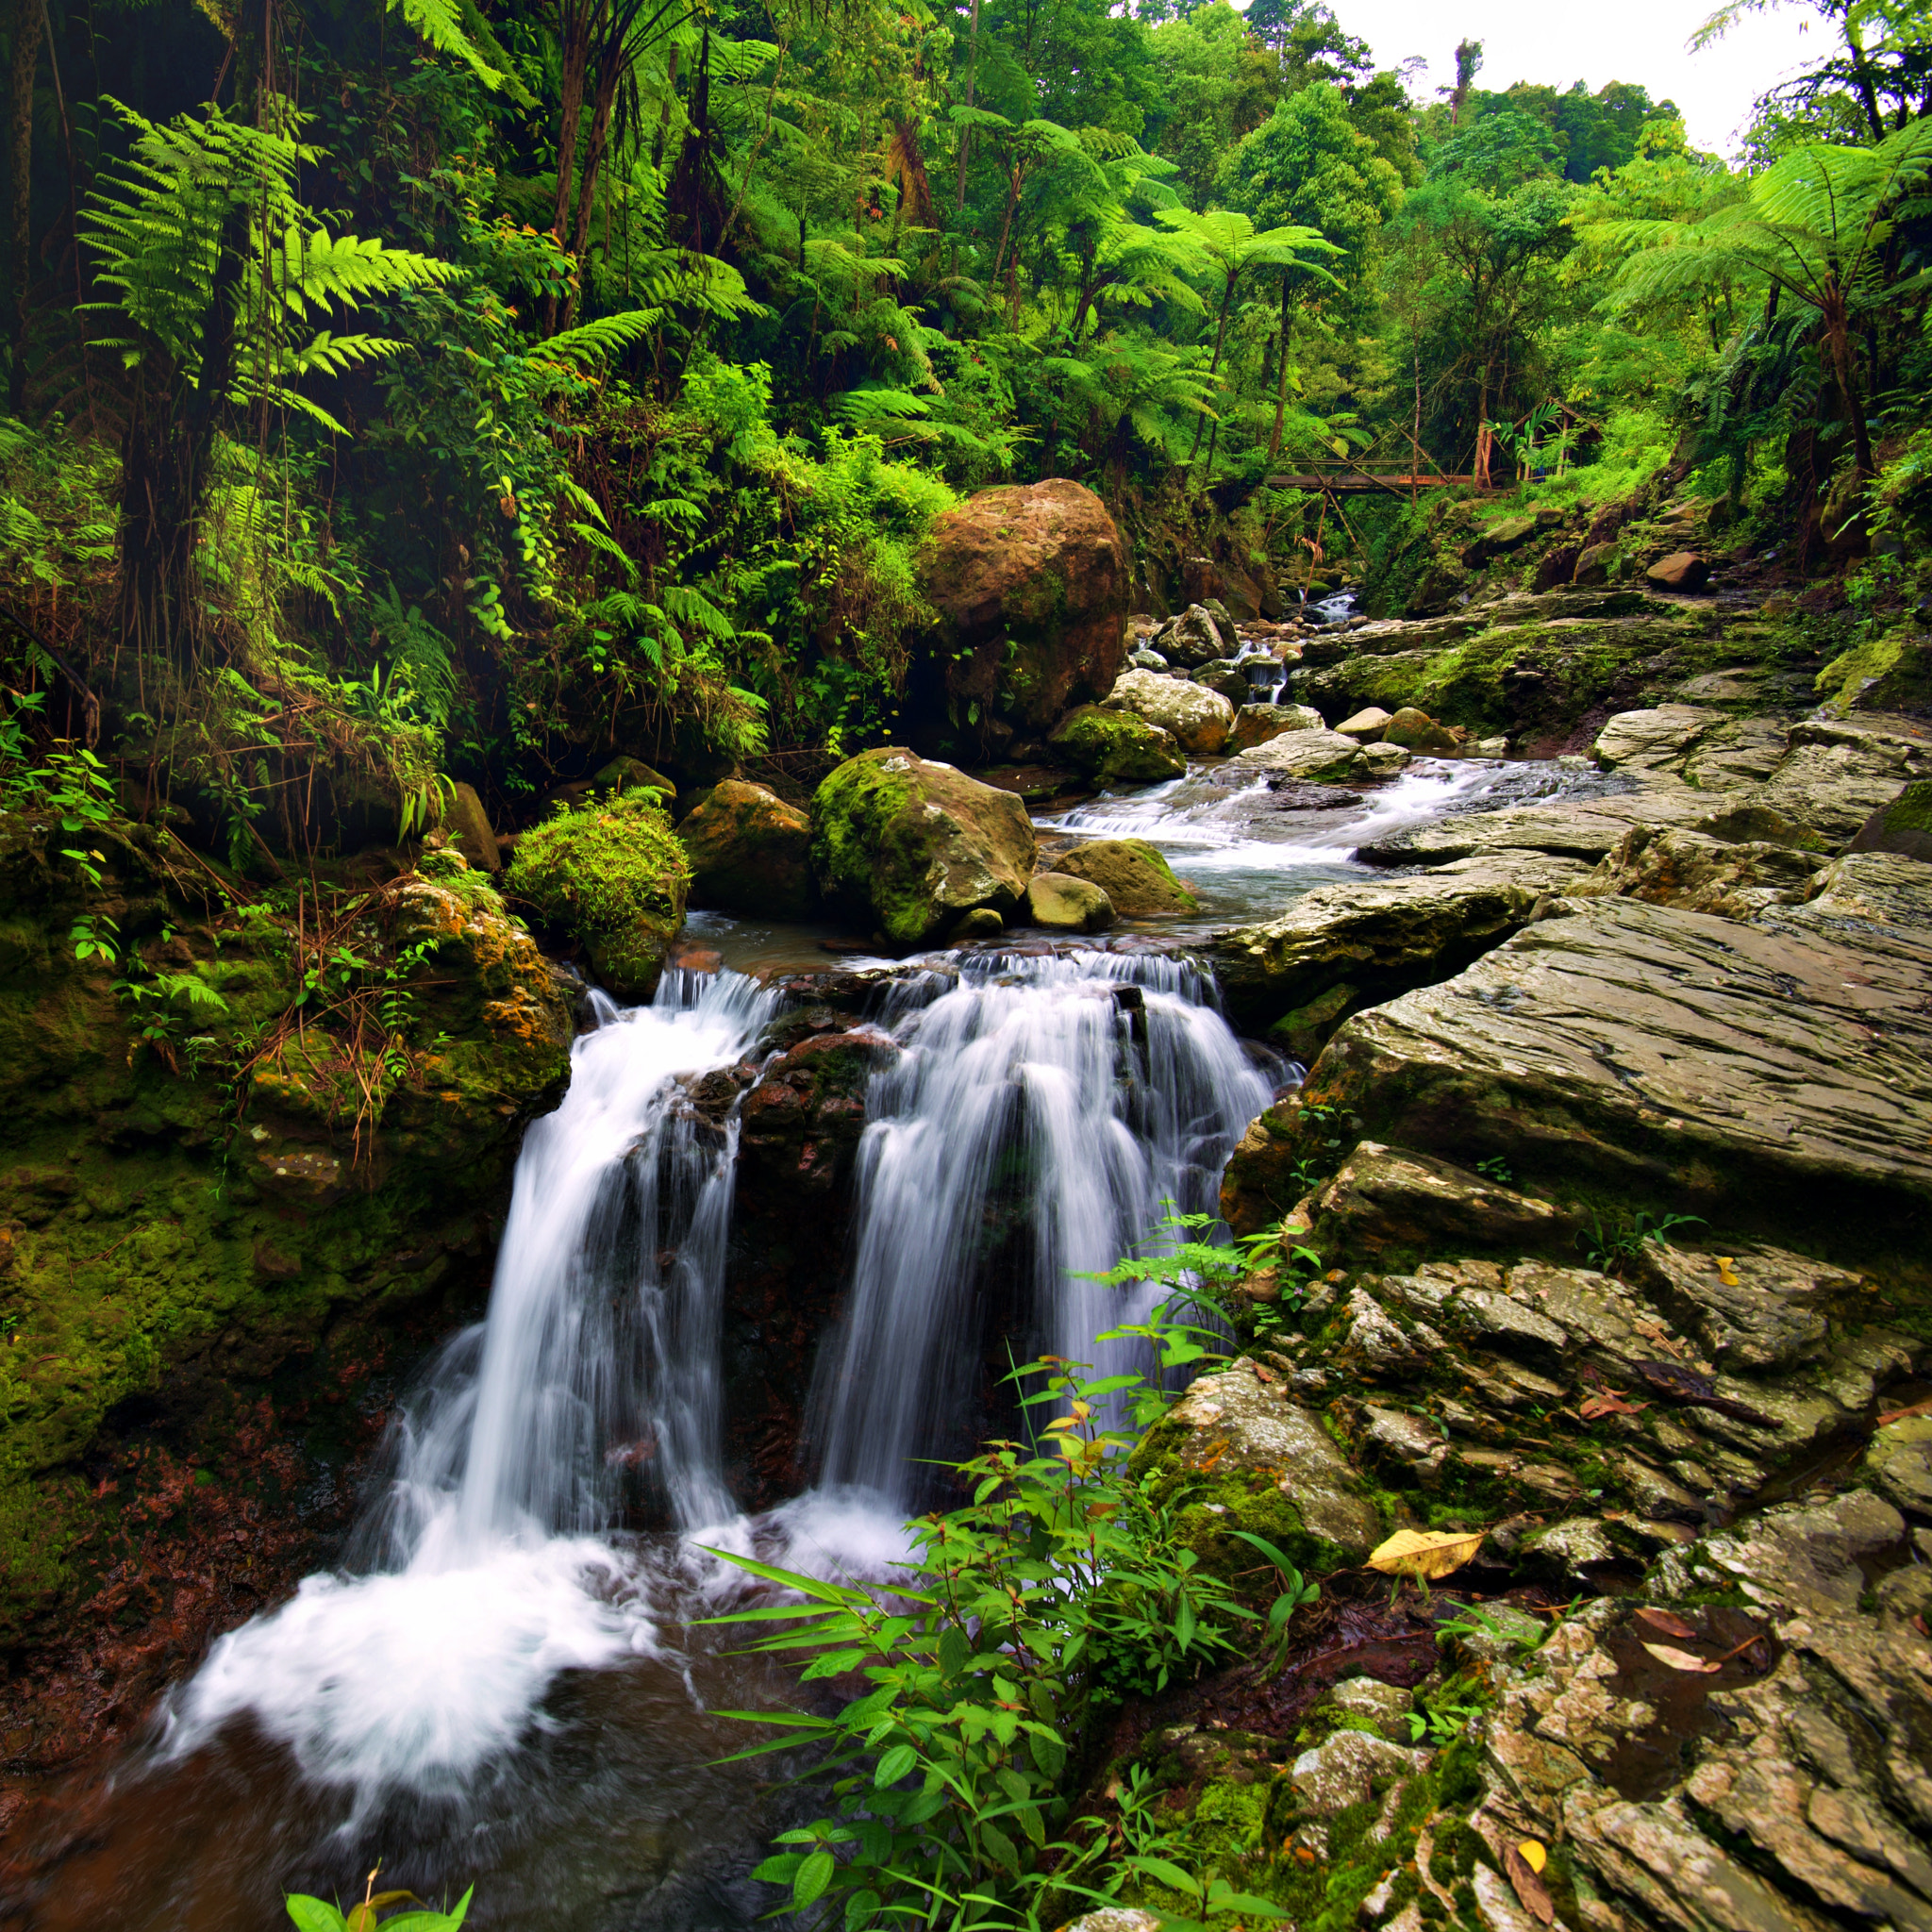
504 791 690 995
1048 705 1185 785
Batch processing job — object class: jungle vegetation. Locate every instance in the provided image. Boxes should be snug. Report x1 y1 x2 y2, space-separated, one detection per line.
1 0 1929 851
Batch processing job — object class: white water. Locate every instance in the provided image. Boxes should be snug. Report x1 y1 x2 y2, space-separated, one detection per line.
813 949 1279 1503
158 972 782 1796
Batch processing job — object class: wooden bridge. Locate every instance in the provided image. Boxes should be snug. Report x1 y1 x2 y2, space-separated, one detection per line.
1265 460 1484 494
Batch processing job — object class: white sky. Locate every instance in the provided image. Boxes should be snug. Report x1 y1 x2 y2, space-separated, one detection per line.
1317 0 1821 154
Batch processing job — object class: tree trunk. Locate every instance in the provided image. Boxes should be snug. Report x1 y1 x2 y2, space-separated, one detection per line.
1824 287 1875 475
1268 273 1292 458
545 0 601 334
8 0 44 408
955 0 981 214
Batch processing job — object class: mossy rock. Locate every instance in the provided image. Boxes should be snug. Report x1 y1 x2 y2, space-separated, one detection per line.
677 779 816 920
810 747 1037 947
1048 705 1186 786
1847 778 1932 863
505 791 691 996
1052 838 1198 917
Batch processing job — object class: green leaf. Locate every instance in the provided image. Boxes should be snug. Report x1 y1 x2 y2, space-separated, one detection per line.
794 1849 836 1910
874 1743 919 1787
978 1822 1021 1877
1027 1726 1066 1779
286 1901 350 1932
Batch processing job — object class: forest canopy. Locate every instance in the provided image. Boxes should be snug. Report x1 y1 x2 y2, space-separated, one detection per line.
2 0 1929 852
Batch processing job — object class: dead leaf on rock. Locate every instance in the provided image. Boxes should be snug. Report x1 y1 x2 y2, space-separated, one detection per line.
1878 1395 1932 1426
1367 1527 1486 1580
1503 1841 1556 1925
1635 1607 1697 1640
1642 1641 1721 1674
1578 1389 1650 1420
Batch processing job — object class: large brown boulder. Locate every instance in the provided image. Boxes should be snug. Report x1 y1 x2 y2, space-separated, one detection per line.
914 479 1129 744
677 779 816 919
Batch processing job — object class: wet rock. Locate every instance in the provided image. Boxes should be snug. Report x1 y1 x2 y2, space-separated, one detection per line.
1233 728 1365 781
1382 708 1459 755
1213 863 1583 1034
1128 1358 1384 1560
914 477 1128 736
810 747 1038 947
1155 605 1227 668
1355 784 1735 868
1196 664 1251 706
950 907 1004 940
1863 1414 1932 1519
1291 1729 1427 1814
1336 707 1394 741
1232 702 1324 751
1592 706 1730 771
1051 839 1198 917
1645 550 1710 591
445 780 501 872
1849 778 1932 863
1025 872 1114 933
677 779 816 920
1290 893 1932 1273
1048 704 1187 786
1293 1143 1580 1262
1571 824 1830 917
1106 667 1237 755
1360 742 1412 778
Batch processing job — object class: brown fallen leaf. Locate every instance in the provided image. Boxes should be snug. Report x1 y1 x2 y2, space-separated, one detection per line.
1503 1841 1556 1925
1367 1527 1486 1580
1635 1606 1697 1640
1642 1641 1721 1674
1579 1389 1650 1420
1632 1320 1686 1360
1878 1395 1932 1426
1252 1362 1277 1384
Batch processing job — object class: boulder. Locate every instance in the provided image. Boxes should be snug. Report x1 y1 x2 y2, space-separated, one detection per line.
1571 824 1830 917
1051 839 1198 917
1233 729 1365 781
1213 858 1585 1033
589 755 677 805
1460 515 1539 567
503 792 691 996
1128 1357 1385 1563
444 780 500 872
1194 664 1250 706
1201 597 1241 650
676 779 816 919
1849 778 1932 863
1154 605 1226 668
1105 668 1236 755
1335 707 1393 741
1300 1141 1582 1260
1381 707 1459 754
1024 872 1113 932
914 477 1129 738
810 747 1037 947
1047 704 1186 786
1646 550 1710 591
1291 884 1932 1274
1593 706 1730 771
1232 703 1323 751
1572 541 1616 586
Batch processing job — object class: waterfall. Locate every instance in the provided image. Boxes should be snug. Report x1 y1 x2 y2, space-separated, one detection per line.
157 970 779 1794
811 949 1280 1504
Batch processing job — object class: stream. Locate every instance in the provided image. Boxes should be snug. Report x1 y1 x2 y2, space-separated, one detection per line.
8 754 1594 1931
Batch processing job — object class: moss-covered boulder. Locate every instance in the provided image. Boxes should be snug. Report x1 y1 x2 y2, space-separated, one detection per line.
810 747 1037 947
1052 839 1198 916
676 779 816 919
1381 707 1459 754
504 792 690 996
1106 668 1235 756
0 814 572 1653
913 477 1130 743
1048 705 1186 785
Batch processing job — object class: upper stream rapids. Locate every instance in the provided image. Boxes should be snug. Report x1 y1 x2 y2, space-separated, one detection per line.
13 756 1608 1928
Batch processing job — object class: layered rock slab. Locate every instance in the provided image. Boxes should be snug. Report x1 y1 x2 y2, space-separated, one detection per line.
1294 869 1932 1274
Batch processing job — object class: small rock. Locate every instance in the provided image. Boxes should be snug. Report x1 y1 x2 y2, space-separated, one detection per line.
1290 1729 1425 1814
1324 1676 1417 1741
1864 1414 1932 1518
950 907 1004 941
1051 840 1198 917
1233 703 1324 752
1336 707 1394 741
1382 708 1460 755
1024 872 1114 933
1646 550 1710 591
1128 649 1169 672
1360 742 1412 777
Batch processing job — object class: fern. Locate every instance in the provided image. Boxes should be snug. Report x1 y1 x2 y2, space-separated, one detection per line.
387 0 535 104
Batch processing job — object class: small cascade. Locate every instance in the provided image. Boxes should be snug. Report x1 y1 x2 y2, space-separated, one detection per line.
811 950 1279 1505
158 970 779 1793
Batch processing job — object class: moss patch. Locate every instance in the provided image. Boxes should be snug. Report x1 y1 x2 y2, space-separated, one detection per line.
505 791 690 995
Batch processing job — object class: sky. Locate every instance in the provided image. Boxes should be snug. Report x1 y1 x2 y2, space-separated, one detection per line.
1316 0 1822 154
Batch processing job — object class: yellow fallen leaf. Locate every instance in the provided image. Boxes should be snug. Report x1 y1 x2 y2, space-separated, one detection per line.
1641 1641 1720 1674
1516 1839 1547 1874
1366 1527 1486 1580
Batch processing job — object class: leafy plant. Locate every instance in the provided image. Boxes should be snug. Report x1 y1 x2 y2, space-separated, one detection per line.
704 1337 1282 1932
1225 1529 1322 1676
1575 1208 1706 1275
285 1865 473 1931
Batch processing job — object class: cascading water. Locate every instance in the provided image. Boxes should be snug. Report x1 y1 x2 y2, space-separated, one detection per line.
155 970 780 1796
812 949 1280 1505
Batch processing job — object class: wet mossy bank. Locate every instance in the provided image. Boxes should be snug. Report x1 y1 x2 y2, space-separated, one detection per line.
0 811 573 1674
